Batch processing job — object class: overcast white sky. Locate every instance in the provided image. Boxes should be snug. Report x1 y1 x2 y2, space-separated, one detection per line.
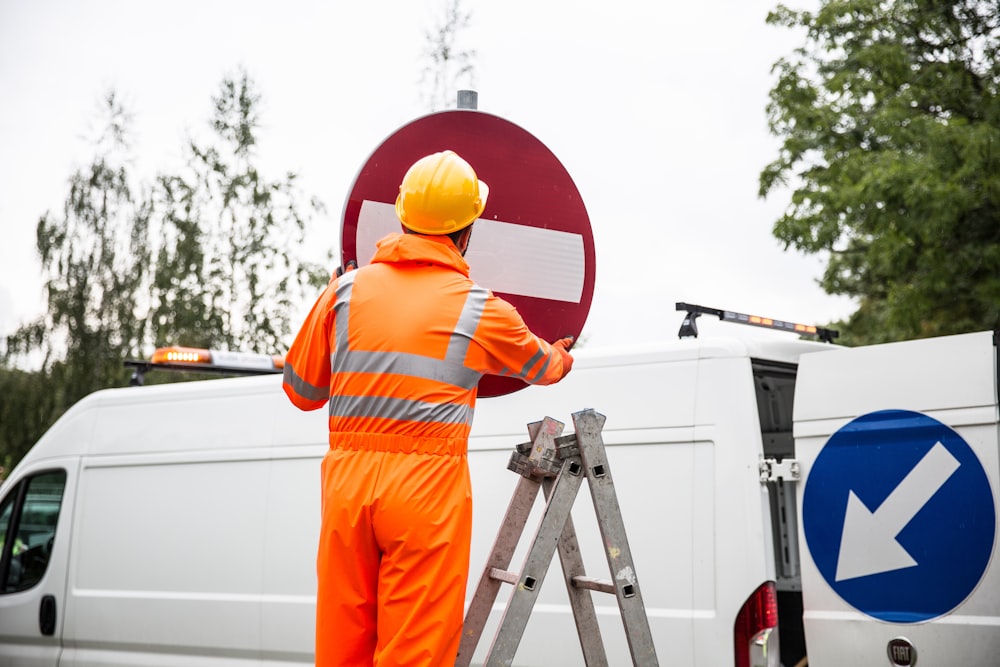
0 0 854 351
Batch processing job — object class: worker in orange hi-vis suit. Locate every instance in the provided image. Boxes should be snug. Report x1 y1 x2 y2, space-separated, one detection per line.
282 149 574 667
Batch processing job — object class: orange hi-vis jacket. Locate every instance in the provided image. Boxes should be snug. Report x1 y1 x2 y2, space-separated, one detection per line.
283 232 570 667
283 232 569 437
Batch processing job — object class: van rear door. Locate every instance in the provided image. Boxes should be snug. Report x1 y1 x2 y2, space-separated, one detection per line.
793 331 1000 666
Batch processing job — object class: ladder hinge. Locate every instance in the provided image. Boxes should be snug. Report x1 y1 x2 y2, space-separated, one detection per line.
759 457 801 483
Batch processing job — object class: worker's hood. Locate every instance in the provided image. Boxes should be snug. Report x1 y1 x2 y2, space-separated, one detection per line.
370 232 470 277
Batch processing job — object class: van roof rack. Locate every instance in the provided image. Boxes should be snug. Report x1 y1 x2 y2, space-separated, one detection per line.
124 346 284 386
675 302 839 343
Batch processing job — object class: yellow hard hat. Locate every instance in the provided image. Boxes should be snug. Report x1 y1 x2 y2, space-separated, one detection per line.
395 150 489 235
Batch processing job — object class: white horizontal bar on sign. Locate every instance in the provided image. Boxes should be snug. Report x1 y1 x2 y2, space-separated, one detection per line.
356 200 402 265
357 200 586 303
465 216 585 303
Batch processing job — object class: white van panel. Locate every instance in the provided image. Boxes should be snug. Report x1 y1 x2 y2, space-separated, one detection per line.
465 342 704 667
24 401 99 463
61 405 326 665
85 381 281 456
73 459 269 591
466 438 708 666
260 455 323 655
794 332 1000 666
795 331 996 422
66 457 272 659
692 357 775 665
464 346 782 665
470 349 699 446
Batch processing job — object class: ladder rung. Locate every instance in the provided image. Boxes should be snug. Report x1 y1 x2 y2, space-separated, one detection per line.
489 567 519 585
571 575 615 595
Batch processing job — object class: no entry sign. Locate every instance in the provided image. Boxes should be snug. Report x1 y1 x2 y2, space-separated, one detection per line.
341 110 595 397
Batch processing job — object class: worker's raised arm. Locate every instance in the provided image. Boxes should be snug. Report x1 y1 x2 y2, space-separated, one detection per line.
283 281 337 411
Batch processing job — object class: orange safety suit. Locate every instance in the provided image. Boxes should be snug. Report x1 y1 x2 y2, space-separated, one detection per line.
283 232 571 667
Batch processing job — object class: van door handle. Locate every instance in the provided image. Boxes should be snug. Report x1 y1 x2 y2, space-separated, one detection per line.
39 594 56 636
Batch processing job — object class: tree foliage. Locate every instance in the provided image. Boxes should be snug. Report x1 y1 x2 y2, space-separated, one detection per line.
6 93 148 396
420 0 477 111
1 94 148 471
150 71 328 351
0 366 61 477
2 72 329 472
761 0 1000 344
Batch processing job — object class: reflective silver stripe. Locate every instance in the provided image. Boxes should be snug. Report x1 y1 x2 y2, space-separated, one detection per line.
283 363 329 402
533 355 554 383
335 350 481 390
491 347 552 384
325 273 491 428
330 394 474 426
329 273 485 390
330 271 357 375
517 347 547 383
446 285 488 364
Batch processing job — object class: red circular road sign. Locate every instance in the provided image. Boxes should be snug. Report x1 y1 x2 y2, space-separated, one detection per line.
341 110 595 397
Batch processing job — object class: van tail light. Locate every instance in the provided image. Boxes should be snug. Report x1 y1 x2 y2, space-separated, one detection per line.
734 581 779 667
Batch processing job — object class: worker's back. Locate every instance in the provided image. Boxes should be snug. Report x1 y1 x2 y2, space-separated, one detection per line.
322 236 486 439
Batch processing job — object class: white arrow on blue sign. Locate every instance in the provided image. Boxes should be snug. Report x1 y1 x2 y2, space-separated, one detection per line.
803 409 996 623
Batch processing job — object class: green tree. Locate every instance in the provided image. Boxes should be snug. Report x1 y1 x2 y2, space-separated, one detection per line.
5 92 149 397
761 0 1000 344
1 93 148 470
1 72 330 471
0 366 60 476
420 0 477 111
150 69 329 352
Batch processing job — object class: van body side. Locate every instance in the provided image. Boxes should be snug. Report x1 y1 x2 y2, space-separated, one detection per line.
0 336 826 666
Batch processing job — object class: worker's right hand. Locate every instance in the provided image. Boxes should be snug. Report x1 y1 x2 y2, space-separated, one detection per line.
335 260 358 278
552 336 575 378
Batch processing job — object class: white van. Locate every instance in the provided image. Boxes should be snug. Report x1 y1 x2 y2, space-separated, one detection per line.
0 328 996 666
792 330 1000 667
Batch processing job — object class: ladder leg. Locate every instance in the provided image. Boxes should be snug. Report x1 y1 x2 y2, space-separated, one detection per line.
573 409 660 667
483 457 586 666
455 475 542 667
542 475 610 667
456 417 565 667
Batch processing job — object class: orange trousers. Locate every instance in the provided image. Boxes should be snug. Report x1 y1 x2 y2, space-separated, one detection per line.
316 437 473 666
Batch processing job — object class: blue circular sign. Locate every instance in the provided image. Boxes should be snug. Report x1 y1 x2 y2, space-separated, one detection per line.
803 409 996 623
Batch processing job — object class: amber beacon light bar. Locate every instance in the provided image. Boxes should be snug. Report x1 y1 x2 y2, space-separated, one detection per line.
124 346 285 386
675 302 839 343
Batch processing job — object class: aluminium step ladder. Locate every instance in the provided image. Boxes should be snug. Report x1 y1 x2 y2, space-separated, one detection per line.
455 409 659 667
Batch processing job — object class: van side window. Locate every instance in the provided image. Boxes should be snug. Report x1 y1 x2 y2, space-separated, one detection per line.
0 470 67 593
